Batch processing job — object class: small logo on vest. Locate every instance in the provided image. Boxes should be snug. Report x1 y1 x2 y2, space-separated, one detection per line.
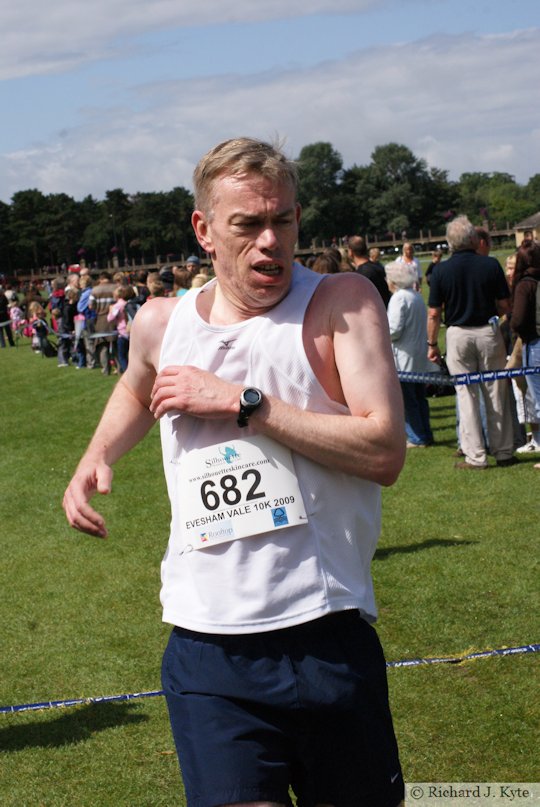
219 445 240 464
203 444 241 469
272 507 289 527
218 339 236 350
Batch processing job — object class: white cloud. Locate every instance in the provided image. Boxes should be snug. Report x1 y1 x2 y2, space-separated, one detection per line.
0 0 378 80
1 27 538 201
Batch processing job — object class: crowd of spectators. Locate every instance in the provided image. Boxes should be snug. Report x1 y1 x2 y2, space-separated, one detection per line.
2 226 539 470
0 256 211 374
298 225 539 470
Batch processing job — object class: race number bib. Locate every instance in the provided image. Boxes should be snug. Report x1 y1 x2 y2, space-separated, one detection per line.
176 435 308 551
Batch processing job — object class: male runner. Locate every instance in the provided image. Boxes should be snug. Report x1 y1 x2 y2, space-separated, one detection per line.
64 137 406 807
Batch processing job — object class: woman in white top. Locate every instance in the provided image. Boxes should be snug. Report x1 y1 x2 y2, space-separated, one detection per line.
386 260 436 447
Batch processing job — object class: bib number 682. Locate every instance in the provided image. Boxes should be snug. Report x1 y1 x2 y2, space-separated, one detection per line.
200 469 265 511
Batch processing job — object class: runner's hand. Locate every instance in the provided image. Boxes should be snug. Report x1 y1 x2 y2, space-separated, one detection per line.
150 365 240 421
63 459 113 538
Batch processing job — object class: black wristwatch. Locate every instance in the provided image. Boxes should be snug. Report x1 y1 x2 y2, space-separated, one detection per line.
237 387 263 427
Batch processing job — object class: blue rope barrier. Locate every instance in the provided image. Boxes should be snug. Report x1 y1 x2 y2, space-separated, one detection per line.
0 689 164 715
398 366 540 386
2 643 538 715
386 642 540 668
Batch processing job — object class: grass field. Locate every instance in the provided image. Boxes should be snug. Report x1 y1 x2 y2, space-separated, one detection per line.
0 337 538 806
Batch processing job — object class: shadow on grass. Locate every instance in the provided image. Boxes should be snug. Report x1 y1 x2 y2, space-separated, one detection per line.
0 702 149 752
429 398 456 418
375 537 476 560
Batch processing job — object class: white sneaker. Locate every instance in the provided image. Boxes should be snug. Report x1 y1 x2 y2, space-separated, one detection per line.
516 440 540 453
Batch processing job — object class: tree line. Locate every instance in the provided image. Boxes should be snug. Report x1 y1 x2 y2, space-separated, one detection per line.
2 141 539 275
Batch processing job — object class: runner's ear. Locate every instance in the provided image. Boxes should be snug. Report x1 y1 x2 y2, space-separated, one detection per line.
192 211 214 255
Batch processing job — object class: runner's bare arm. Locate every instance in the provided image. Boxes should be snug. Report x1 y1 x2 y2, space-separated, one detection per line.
254 273 405 485
63 298 176 537
149 275 405 486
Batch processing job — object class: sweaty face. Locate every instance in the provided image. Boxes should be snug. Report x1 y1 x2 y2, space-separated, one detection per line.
192 173 300 318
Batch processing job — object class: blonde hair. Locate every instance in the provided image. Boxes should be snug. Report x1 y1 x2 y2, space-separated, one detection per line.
190 273 210 288
193 137 297 217
28 301 45 318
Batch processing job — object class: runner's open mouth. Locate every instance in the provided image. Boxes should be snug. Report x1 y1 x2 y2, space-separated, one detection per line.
253 264 281 276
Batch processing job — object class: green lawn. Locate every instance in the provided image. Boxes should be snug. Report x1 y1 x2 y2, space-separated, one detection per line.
0 342 538 806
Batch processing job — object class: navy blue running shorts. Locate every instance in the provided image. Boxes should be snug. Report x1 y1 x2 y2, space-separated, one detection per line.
161 610 404 807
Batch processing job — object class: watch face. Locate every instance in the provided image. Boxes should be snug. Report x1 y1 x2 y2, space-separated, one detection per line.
243 388 261 405
238 388 262 427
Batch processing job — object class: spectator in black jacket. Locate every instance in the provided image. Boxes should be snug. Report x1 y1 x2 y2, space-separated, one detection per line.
348 236 391 308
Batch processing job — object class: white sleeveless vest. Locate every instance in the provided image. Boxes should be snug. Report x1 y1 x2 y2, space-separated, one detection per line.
159 264 381 633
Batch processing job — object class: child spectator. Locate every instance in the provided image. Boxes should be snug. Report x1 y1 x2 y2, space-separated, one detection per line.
9 299 24 335
173 267 192 297
132 269 150 306
28 301 54 356
76 275 96 368
147 272 166 299
107 285 135 373
9 298 26 340
190 273 211 289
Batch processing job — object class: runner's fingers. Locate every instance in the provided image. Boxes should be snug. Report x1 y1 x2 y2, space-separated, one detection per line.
63 490 107 538
150 383 188 416
150 375 182 404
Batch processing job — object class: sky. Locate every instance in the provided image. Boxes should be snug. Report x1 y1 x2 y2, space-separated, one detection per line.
1 0 539 203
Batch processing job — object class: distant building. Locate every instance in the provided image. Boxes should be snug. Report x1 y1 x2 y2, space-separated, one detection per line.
514 212 540 246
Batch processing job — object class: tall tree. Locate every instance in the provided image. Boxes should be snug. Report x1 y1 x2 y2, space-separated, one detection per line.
104 189 132 260
0 201 13 275
423 167 460 232
9 190 48 267
161 187 196 257
365 143 432 235
458 172 529 226
127 192 165 264
524 174 540 214
340 164 377 236
81 197 110 265
296 142 344 245
42 193 80 266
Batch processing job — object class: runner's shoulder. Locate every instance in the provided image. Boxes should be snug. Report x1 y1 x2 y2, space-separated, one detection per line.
312 270 380 310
